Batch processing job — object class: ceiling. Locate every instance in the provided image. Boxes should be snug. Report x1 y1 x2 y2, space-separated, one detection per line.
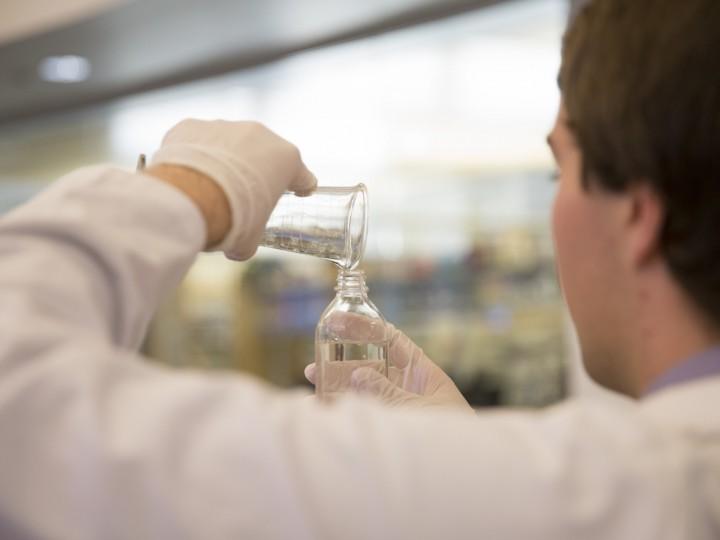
0 0 128 45
0 0 502 127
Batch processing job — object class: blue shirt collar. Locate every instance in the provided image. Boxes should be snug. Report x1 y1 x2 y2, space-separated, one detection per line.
645 345 720 396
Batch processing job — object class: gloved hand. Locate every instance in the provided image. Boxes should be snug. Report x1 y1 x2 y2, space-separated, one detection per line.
151 119 317 260
305 318 473 413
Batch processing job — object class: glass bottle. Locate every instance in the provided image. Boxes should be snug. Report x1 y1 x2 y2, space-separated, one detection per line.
315 269 390 401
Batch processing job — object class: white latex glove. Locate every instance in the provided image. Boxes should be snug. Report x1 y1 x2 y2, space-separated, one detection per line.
151 119 317 260
305 316 473 413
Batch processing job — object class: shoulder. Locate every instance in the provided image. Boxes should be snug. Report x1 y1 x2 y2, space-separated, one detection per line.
640 375 720 437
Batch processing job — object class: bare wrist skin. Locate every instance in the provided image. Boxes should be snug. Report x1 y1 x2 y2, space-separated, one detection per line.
144 164 231 249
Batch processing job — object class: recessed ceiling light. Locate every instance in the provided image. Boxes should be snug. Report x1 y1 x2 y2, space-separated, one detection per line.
38 55 91 83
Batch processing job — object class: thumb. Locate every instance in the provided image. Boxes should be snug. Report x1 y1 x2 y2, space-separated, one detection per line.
304 362 317 385
290 163 317 196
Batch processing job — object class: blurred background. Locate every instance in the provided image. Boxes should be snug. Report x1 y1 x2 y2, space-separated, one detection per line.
0 0 614 407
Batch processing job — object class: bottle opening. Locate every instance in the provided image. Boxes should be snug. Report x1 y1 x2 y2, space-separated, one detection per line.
335 269 368 294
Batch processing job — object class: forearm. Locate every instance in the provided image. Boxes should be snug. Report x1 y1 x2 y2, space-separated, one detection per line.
144 163 231 249
0 164 205 350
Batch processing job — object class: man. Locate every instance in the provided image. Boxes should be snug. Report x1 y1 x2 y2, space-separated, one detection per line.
0 1 718 538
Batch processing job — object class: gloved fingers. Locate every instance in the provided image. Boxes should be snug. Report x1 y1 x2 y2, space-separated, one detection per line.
151 119 320 262
304 362 316 385
351 366 411 402
386 323 429 371
386 365 406 387
290 163 318 196
157 118 201 145
385 326 458 395
306 360 404 391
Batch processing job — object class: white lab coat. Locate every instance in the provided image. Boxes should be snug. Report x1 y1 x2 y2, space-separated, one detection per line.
0 165 717 540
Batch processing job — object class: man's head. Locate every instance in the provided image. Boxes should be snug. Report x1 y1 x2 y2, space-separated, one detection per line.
549 0 720 395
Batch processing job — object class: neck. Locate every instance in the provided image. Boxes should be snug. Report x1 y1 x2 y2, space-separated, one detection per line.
336 269 367 297
629 266 720 396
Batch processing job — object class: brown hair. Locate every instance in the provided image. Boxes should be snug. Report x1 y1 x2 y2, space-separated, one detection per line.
560 0 720 324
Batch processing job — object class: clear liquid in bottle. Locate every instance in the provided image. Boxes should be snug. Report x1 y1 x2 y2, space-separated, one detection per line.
315 340 388 400
314 270 390 401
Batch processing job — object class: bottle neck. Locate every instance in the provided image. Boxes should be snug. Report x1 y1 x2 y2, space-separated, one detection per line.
335 269 368 297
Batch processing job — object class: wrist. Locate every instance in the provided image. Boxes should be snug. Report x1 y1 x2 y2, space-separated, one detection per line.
144 164 231 248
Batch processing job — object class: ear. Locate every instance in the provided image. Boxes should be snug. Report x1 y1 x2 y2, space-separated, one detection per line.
625 182 665 268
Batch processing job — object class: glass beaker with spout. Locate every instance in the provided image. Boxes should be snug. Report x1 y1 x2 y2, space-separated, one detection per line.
259 184 367 269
